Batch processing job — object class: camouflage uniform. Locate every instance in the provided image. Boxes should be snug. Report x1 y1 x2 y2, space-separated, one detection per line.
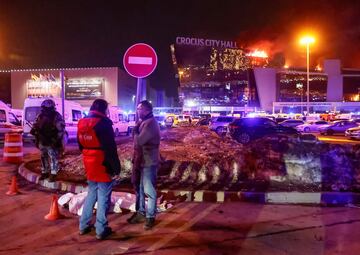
31 104 65 179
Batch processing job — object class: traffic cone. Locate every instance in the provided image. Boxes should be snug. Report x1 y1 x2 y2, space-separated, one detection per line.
6 176 19 195
44 195 63 221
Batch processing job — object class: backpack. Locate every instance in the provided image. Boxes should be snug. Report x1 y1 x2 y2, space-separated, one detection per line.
36 111 59 146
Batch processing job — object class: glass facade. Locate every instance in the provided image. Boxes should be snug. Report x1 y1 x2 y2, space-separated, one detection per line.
172 43 263 109
277 72 328 102
343 76 360 102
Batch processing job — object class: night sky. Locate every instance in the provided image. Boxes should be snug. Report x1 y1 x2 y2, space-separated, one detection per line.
1 0 360 97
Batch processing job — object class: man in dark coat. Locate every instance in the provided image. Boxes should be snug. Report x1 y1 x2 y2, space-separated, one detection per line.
127 100 160 230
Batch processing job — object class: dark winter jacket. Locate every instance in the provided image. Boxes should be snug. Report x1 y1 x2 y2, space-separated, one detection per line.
134 113 160 167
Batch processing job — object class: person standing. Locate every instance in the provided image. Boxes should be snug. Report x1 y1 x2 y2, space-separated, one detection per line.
30 99 65 182
78 99 120 240
127 100 160 230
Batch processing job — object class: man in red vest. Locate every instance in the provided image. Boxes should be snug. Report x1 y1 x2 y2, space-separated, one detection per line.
78 99 120 240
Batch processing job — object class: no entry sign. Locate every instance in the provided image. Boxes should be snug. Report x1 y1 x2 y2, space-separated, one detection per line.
123 43 158 78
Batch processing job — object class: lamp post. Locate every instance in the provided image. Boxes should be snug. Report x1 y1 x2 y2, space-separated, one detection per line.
300 36 315 115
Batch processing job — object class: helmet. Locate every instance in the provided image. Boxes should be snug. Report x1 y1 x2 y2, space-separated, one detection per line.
41 99 56 109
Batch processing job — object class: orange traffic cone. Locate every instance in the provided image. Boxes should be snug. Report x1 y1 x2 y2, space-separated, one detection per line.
44 195 63 221
6 176 19 195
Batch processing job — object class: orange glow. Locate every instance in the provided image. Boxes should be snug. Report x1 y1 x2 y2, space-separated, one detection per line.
247 49 268 58
284 65 289 69
315 65 322 71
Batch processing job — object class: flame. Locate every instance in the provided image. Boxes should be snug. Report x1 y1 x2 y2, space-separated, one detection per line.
247 49 268 58
315 65 322 71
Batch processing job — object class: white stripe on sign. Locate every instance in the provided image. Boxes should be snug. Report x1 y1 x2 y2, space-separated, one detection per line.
4 142 23 147
128 56 153 65
3 152 23 157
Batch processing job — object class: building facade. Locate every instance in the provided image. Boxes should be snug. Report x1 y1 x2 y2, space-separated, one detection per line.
0 67 137 111
172 37 360 114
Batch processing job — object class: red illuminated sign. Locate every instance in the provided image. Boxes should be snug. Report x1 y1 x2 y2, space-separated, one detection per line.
123 43 158 78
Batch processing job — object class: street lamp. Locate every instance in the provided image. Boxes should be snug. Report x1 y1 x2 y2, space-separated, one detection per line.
300 36 315 115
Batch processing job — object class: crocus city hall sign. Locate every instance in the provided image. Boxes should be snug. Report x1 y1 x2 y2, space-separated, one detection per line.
176 36 238 48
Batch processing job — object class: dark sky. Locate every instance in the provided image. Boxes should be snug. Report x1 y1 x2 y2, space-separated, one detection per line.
1 0 360 97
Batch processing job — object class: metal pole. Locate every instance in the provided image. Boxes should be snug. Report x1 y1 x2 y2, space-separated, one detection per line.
60 70 65 118
301 87 303 114
306 43 310 115
135 78 142 121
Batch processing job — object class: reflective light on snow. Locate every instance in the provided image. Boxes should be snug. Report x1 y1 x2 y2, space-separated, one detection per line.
231 161 239 184
197 165 207 184
211 165 220 184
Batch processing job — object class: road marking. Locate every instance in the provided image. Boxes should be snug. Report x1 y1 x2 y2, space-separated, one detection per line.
146 203 219 252
128 56 152 65
114 202 199 254
318 137 360 144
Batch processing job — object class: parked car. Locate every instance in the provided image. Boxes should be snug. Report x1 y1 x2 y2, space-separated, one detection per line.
164 114 178 128
0 100 21 126
228 117 299 144
352 118 360 124
319 120 359 135
279 119 305 128
154 115 166 129
177 114 192 125
295 120 329 133
345 126 360 140
190 116 200 125
209 116 237 135
196 117 211 126
108 106 130 136
275 117 288 124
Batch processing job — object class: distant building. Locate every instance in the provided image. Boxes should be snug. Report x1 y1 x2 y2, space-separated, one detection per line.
172 38 360 114
0 72 11 104
0 67 137 111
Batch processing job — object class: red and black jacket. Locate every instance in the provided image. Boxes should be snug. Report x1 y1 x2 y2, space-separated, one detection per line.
77 110 120 182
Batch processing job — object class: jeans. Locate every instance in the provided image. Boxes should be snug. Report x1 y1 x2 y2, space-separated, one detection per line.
79 180 113 235
134 165 157 218
39 144 59 175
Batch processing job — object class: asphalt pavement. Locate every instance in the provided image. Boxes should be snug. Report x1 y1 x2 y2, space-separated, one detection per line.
1 162 360 255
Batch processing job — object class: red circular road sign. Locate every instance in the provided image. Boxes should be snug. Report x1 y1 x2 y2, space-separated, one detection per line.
123 43 158 78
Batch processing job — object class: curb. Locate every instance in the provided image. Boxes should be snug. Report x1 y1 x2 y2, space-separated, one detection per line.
18 163 360 206
18 163 87 194
160 189 360 205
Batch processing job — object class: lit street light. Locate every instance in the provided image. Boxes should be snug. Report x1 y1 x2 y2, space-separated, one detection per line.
300 35 315 115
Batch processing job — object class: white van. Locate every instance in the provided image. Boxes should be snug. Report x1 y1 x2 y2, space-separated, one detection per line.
0 100 21 126
23 97 84 143
127 112 136 133
0 101 22 137
108 106 130 136
10 108 23 122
